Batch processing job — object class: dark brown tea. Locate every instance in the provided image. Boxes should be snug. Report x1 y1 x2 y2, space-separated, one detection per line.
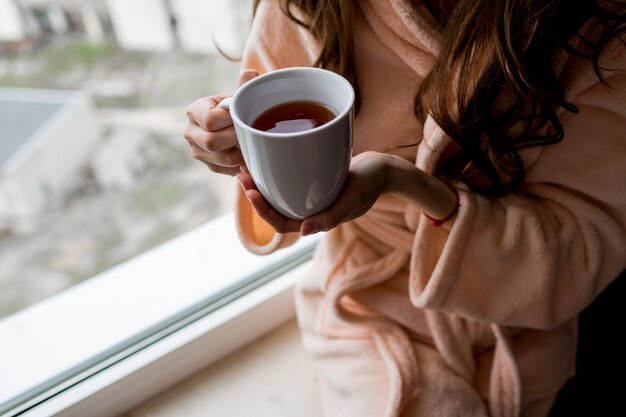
251 101 336 133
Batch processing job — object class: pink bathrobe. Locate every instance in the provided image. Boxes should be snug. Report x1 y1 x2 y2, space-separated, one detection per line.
235 1 626 416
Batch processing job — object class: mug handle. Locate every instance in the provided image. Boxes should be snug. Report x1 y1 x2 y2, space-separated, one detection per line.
215 97 240 150
216 97 232 110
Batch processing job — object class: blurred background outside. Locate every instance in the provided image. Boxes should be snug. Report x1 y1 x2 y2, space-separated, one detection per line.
0 0 252 319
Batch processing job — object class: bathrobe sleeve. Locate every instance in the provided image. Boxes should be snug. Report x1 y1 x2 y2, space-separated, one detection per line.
235 0 318 255
410 51 626 330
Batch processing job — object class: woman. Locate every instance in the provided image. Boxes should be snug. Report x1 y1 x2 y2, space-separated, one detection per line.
184 1 626 416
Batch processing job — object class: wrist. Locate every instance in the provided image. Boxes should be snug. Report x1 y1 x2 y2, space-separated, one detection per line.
383 155 459 226
422 188 460 227
383 155 426 197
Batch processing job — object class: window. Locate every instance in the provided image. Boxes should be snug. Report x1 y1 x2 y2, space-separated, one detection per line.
0 215 318 415
0 0 250 318
0 1 310 415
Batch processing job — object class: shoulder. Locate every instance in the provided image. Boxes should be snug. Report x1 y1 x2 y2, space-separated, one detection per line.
243 0 319 71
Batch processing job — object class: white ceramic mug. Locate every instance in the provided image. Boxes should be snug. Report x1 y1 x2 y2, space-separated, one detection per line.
218 67 354 220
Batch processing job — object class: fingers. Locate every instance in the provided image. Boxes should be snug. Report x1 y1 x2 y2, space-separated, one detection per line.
300 181 372 236
299 153 393 235
183 69 260 176
187 140 243 175
183 122 238 152
202 162 241 176
187 96 233 132
237 172 302 234
186 68 259 131
237 168 372 236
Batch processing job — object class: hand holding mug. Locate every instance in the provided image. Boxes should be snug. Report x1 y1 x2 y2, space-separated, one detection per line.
183 70 259 176
238 151 393 236
217 67 355 220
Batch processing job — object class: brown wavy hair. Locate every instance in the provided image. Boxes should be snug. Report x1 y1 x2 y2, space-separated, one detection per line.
253 0 626 195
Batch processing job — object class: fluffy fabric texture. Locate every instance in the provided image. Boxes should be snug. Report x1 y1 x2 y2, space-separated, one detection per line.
234 1 626 416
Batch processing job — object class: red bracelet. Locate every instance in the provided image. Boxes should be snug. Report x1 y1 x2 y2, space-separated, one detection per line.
423 188 460 227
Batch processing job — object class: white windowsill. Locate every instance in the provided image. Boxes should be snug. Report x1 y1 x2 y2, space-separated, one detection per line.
21 262 312 417
0 213 318 416
128 319 322 417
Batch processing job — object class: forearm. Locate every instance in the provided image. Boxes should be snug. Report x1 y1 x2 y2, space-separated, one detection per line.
383 154 459 229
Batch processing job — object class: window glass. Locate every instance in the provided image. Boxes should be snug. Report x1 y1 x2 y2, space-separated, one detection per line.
0 0 252 319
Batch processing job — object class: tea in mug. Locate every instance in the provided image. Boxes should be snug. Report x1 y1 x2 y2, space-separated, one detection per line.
252 101 336 133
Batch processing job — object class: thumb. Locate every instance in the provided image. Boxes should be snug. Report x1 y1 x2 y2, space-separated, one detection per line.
237 69 259 88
